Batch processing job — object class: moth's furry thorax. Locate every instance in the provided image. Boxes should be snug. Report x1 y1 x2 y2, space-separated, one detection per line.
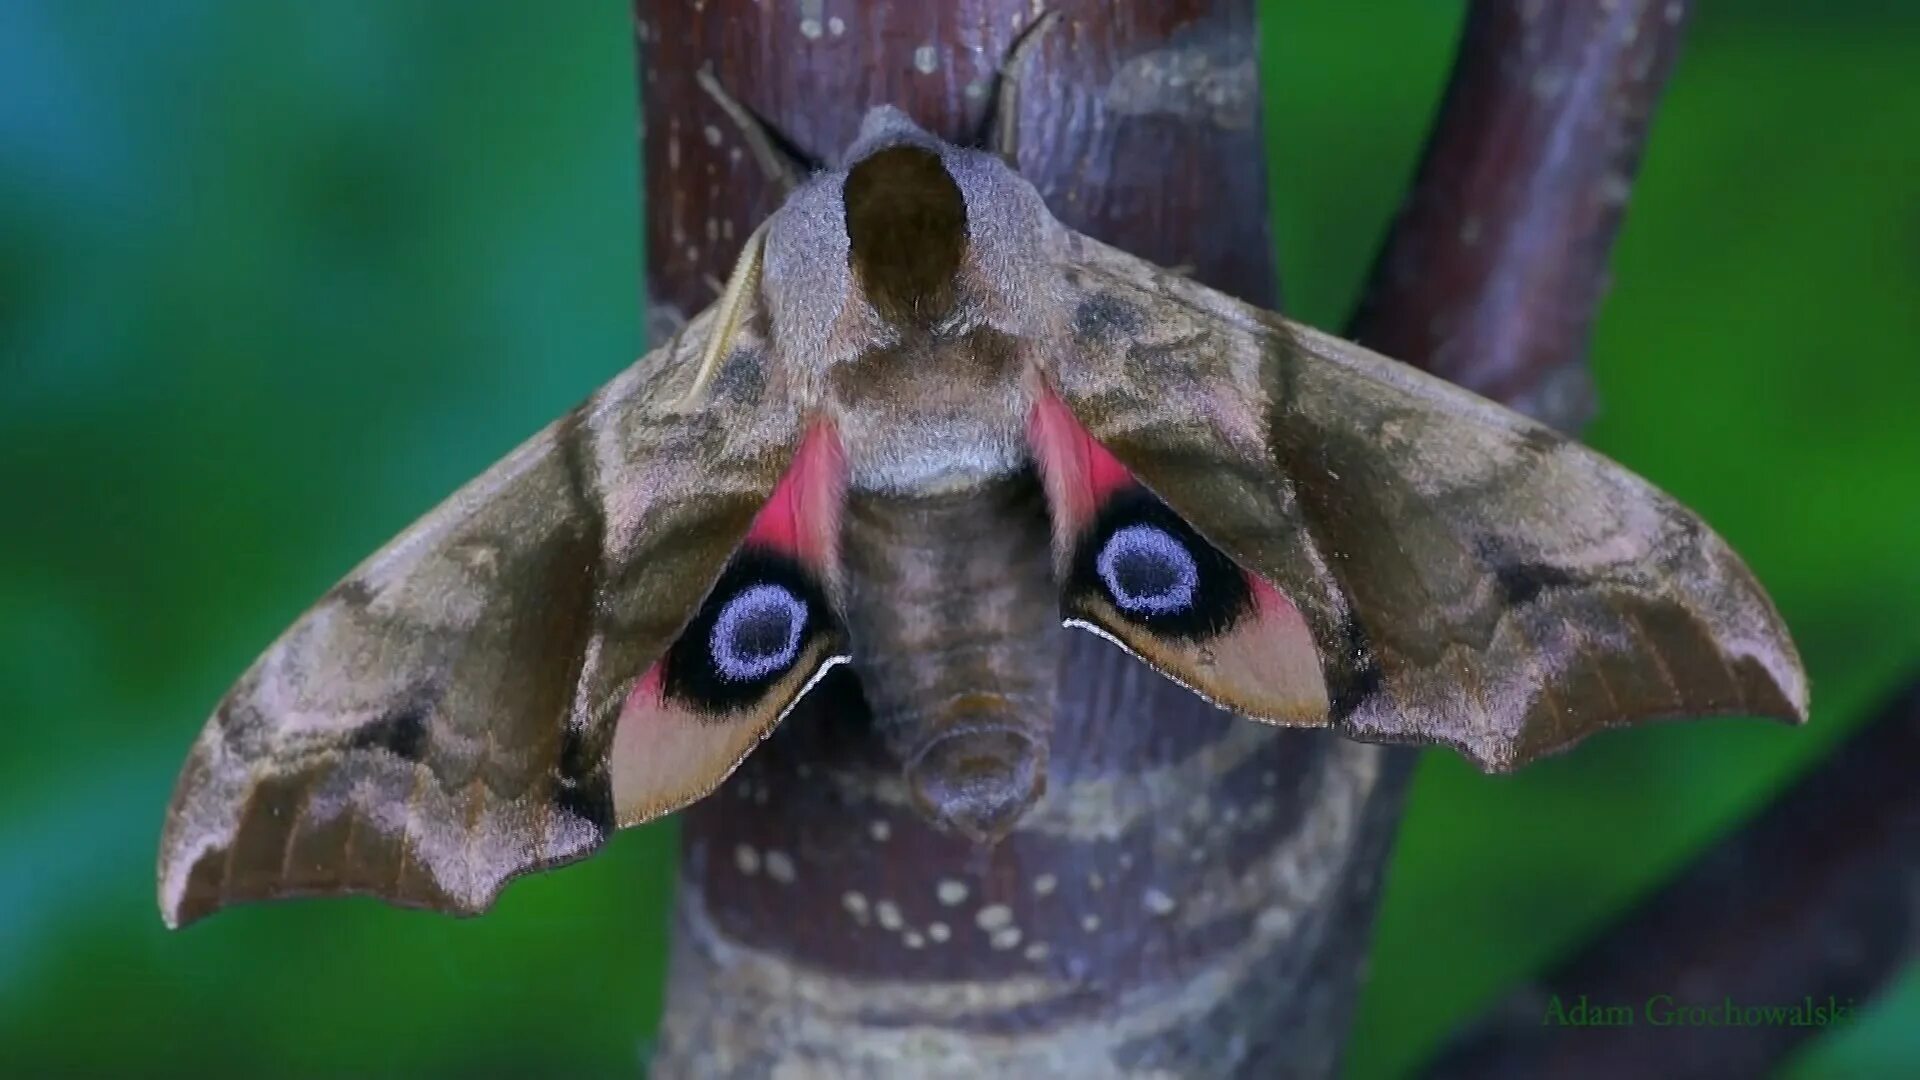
760 110 1063 496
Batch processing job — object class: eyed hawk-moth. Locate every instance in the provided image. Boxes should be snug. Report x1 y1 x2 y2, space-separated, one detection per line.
156 103 1805 930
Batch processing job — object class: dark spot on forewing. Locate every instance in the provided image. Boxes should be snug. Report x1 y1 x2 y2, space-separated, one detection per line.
711 345 766 405
1494 561 1583 606
1327 612 1384 722
325 577 377 610
351 701 430 762
1517 423 1569 456
1474 534 1586 606
553 765 615 834
1072 292 1147 342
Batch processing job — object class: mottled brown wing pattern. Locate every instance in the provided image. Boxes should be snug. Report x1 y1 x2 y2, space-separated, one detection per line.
158 306 808 927
1045 229 1807 771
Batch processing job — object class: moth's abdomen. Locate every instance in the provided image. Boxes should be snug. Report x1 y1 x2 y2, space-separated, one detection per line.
840 471 1061 841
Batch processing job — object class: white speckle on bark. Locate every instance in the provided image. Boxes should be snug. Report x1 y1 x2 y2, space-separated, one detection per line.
875 900 904 931
841 891 870 924
1032 874 1057 897
913 46 938 74
764 850 796 884
869 820 891 842
733 844 760 875
1081 913 1101 932
1023 942 1050 962
703 124 723 147
989 926 1023 950
927 921 951 943
976 904 1014 931
1143 888 1177 916
903 931 925 949
937 879 969 906
828 15 845 36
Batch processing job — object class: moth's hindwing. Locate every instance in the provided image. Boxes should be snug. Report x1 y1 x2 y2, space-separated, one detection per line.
609 423 850 825
1029 389 1329 724
1043 232 1807 771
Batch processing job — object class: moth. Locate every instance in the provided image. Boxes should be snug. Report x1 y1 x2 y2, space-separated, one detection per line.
156 97 1806 929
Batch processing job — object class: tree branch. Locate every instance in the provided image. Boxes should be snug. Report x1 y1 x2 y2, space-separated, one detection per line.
1351 0 1693 428
1421 674 1920 1079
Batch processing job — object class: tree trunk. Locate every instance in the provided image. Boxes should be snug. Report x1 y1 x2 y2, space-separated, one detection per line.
635 2 1692 1075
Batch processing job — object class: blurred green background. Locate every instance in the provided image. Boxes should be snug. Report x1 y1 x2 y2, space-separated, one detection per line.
2 1 1915 1076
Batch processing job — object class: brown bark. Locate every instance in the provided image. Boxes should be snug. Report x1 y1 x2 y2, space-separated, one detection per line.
637 0 1274 335
1350 0 1694 428
635 0 1697 1076
1421 673 1920 1080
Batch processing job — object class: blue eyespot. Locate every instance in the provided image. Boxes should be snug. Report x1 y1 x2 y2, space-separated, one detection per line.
709 584 807 682
1096 524 1198 615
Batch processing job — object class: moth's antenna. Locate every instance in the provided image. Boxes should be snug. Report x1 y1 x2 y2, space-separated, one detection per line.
671 69 811 411
695 67 807 196
991 9 1062 163
673 218 768 410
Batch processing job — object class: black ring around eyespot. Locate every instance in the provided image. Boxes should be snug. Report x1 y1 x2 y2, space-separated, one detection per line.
1066 486 1251 641
661 547 836 714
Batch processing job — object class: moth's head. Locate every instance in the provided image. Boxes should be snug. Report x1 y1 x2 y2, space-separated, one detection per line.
760 108 1058 368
